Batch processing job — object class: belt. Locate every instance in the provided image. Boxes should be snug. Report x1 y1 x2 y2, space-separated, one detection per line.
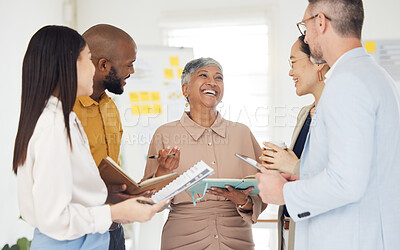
109 222 121 231
283 216 291 230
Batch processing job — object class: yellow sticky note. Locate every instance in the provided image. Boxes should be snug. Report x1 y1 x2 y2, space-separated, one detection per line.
165 69 174 79
365 41 376 53
153 104 162 114
130 92 139 102
140 92 150 101
131 105 140 115
151 92 160 101
141 105 152 114
177 68 183 78
170 57 179 66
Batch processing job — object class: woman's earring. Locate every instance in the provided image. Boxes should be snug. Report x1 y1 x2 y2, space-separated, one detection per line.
317 70 324 81
184 96 189 108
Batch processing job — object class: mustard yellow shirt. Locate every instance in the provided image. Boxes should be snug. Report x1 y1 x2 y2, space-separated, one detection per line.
73 93 123 166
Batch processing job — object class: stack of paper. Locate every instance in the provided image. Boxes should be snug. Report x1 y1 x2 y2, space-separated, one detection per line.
151 160 214 203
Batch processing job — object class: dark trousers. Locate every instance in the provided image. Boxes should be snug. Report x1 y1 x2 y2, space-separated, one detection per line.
109 225 125 250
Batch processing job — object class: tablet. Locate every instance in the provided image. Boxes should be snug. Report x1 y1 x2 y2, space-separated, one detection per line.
235 153 262 171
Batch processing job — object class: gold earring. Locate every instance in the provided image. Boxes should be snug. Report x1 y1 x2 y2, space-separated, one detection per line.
317 70 324 81
184 96 189 107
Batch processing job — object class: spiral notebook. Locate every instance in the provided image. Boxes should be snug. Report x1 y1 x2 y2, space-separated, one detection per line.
151 160 214 203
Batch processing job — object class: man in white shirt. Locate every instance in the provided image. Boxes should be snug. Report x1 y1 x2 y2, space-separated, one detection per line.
256 0 400 249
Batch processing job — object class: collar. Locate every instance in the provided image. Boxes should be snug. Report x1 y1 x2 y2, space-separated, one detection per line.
325 47 367 81
179 112 227 141
77 92 111 107
46 95 62 112
46 95 78 121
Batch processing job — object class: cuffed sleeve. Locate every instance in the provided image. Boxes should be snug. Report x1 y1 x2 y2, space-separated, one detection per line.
237 195 267 224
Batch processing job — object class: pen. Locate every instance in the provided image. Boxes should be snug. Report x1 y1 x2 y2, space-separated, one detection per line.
136 199 172 210
148 154 176 159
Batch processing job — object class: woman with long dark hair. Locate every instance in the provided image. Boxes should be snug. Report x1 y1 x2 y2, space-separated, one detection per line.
13 25 164 249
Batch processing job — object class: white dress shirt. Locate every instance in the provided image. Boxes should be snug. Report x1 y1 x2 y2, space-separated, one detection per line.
284 48 400 250
17 96 112 241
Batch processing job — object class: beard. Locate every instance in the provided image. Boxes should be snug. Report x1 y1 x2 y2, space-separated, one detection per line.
309 44 327 65
104 66 126 95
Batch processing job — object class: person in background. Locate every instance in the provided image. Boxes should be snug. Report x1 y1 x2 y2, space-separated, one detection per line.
13 25 165 249
260 35 328 250
256 0 400 249
143 57 267 250
73 24 150 249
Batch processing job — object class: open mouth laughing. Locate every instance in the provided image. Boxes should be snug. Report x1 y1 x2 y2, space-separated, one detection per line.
202 89 217 96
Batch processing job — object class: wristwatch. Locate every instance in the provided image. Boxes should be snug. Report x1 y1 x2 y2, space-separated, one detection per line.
237 196 251 210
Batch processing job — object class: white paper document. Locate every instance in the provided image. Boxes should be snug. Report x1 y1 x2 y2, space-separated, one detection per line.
151 160 214 203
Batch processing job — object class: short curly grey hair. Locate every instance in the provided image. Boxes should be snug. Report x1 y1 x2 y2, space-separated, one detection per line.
181 57 223 85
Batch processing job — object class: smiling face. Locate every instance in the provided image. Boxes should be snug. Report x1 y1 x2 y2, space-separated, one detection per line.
104 40 137 94
76 45 95 97
288 40 320 96
182 65 224 110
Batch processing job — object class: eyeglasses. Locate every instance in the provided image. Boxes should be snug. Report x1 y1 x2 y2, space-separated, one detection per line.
288 56 309 69
296 13 331 36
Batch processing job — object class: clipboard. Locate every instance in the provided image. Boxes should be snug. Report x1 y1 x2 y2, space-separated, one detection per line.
187 178 259 195
186 176 258 205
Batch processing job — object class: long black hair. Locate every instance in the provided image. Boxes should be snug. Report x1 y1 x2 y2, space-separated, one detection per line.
13 25 86 174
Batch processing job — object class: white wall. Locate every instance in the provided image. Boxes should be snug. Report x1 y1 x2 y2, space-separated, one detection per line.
1 0 400 247
0 0 68 247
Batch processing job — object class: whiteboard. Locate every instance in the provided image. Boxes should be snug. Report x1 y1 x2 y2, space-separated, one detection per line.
364 40 400 81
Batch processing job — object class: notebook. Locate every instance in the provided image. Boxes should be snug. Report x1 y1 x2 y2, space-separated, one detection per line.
151 160 214 203
98 157 179 195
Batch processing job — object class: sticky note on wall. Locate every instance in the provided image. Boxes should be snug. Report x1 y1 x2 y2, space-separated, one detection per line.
130 92 139 102
170 57 179 66
165 69 174 79
140 92 150 101
177 68 183 78
153 104 162 114
141 105 152 114
365 41 376 53
131 105 140 114
151 92 160 101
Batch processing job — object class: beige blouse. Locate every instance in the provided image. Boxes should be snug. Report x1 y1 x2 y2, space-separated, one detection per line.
143 112 267 250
